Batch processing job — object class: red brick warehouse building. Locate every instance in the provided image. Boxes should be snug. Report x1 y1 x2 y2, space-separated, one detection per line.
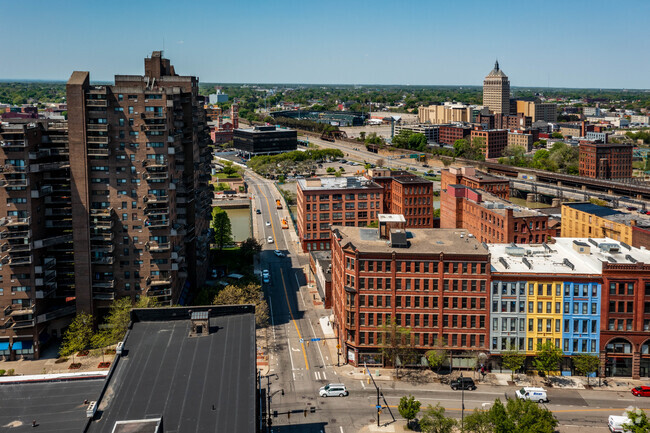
579 141 633 180
366 169 436 228
600 261 650 379
296 177 384 252
441 183 551 244
330 217 491 367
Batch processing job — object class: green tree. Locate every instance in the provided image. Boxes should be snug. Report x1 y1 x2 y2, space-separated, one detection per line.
221 160 239 177
379 318 415 370
239 237 262 262
503 397 558 433
551 132 564 139
502 345 526 381
213 283 269 327
533 340 563 377
419 403 457 433
211 206 233 250
453 139 471 158
326 167 336 174
464 408 493 433
95 297 159 347
426 342 448 373
60 312 94 361
489 398 513 433
573 354 600 386
623 407 650 433
398 395 422 429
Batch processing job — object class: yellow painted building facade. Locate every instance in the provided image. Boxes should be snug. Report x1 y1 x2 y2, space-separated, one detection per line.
525 280 564 355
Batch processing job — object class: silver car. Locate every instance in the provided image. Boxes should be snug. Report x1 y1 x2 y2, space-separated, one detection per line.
319 383 348 397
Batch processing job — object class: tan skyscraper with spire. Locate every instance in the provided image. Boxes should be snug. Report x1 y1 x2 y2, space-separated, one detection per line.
483 60 510 115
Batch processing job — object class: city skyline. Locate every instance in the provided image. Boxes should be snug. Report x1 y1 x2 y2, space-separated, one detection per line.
1 0 649 89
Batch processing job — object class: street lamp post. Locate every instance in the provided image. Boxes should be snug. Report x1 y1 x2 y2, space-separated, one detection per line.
460 372 465 432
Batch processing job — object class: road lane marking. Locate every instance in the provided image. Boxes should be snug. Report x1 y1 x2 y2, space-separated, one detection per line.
268 298 276 342
287 338 296 371
280 268 310 370
322 372 326 380
340 427 344 433
262 191 310 371
308 319 327 367
296 274 307 309
360 380 366 389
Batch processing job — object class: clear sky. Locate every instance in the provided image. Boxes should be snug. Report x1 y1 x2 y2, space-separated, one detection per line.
2 0 649 89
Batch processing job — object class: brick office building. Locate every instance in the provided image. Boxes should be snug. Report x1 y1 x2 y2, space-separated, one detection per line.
330 221 490 367
438 125 471 146
296 177 383 252
441 167 510 200
471 128 508 159
579 141 633 180
600 261 650 379
441 184 550 244
67 51 212 314
0 120 73 359
366 169 435 228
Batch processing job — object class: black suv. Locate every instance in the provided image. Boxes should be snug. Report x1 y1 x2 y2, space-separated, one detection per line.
450 377 476 391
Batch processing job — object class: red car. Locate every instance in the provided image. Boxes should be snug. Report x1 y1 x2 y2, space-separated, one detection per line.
631 386 650 397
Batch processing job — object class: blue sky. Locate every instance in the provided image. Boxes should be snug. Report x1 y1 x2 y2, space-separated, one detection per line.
2 0 649 88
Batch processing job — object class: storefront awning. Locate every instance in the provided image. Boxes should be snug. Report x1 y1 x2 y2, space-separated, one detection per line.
12 340 31 351
0 342 9 351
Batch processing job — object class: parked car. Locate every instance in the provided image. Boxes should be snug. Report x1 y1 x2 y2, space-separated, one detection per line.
319 383 348 397
274 250 285 257
450 377 476 391
515 387 548 403
265 221 271 226
632 386 650 397
267 236 274 244
256 209 261 214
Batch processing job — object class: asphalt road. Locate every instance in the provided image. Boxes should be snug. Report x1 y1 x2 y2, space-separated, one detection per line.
244 169 650 433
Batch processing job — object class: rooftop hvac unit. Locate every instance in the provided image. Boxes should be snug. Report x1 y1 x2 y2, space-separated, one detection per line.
563 258 575 270
522 257 532 270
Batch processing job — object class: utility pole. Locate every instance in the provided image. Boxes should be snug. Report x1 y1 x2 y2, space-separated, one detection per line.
266 375 272 431
365 362 395 427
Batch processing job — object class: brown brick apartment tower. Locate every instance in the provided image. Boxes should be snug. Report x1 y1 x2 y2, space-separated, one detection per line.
66 52 211 315
0 120 74 359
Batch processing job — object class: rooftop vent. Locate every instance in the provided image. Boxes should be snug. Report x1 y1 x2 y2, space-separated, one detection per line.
522 257 532 269
563 258 575 270
620 241 632 250
625 254 637 263
599 243 620 254
588 238 599 247
607 256 617 263
498 257 510 269
389 229 409 248
189 310 210 337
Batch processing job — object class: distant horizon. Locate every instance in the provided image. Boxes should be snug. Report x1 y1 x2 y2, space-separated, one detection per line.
0 79 648 93
1 1 648 89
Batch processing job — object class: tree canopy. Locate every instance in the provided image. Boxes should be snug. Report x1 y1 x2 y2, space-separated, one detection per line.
398 395 422 428
534 340 563 377
391 130 428 151
213 282 269 327
211 206 233 250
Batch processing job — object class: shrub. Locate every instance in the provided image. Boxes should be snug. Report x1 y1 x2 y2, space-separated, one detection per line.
0 369 5 376
7 369 14 376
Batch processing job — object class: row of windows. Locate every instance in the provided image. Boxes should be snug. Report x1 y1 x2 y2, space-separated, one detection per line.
357 260 487 274
492 300 598 315
491 336 597 353
305 192 381 202
357 332 484 348
355 277 487 293
305 211 372 221
306 201 380 211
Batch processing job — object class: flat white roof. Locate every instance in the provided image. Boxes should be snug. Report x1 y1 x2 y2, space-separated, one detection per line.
488 237 650 275
378 214 406 223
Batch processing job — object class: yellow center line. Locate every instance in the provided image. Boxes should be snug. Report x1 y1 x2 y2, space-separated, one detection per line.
261 186 310 370
379 404 650 413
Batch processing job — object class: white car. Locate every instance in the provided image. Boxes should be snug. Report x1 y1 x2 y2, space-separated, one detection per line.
274 250 285 257
319 383 348 397
263 274 270 284
267 236 274 244
265 221 271 226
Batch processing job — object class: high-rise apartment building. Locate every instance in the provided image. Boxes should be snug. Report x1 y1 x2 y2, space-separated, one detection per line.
67 52 212 315
0 120 74 359
483 61 510 115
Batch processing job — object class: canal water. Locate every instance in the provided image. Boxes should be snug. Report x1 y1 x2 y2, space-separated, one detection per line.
225 207 251 242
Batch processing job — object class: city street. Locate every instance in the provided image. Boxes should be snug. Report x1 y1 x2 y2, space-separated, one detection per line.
245 169 650 433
